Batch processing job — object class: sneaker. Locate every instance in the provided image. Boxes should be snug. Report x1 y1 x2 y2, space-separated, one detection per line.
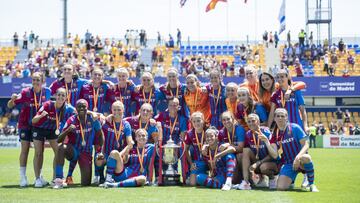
256 176 269 188
20 176 28 187
221 182 232 191
237 180 252 190
301 175 309 189
34 178 43 188
53 178 67 189
92 176 100 184
309 184 319 192
65 176 74 185
231 184 240 189
40 176 48 186
104 181 118 188
269 176 278 189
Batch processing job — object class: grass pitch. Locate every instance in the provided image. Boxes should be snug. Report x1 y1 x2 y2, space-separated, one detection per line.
0 148 359 203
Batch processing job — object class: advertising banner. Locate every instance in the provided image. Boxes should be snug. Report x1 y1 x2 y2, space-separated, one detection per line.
323 135 360 148
1 76 359 97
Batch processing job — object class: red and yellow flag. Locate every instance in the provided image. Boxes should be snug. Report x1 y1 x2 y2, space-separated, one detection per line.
205 0 227 12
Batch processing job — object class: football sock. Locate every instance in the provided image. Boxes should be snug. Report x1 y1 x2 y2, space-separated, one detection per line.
304 162 315 185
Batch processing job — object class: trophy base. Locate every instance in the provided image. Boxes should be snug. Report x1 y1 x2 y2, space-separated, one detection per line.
161 174 181 186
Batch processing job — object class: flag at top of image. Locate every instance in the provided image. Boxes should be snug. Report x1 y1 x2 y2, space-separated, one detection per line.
180 0 187 7
278 0 286 34
206 0 227 12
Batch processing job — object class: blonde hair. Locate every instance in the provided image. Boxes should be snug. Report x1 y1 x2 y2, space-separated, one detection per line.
112 100 125 111
135 128 148 138
116 67 130 77
190 111 204 122
140 103 153 113
247 113 260 124
186 74 201 88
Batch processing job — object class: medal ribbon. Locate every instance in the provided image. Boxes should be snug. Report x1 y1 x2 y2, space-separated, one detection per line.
33 88 43 111
65 80 73 103
77 115 87 146
227 124 235 145
252 130 260 159
142 87 153 104
212 86 221 114
92 86 100 110
113 119 123 145
169 115 178 140
195 131 204 154
136 147 145 173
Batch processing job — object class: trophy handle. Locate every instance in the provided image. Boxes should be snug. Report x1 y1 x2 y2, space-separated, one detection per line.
178 140 186 160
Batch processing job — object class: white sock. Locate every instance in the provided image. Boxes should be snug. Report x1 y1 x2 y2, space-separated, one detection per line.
225 177 232 185
20 167 26 177
106 174 112 181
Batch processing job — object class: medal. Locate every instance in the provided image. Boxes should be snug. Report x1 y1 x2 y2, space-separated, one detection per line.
55 106 61 136
227 124 235 145
64 80 73 104
169 115 178 141
278 148 283 158
137 147 145 174
276 126 288 159
208 146 218 177
195 130 204 155
93 86 100 112
113 119 123 149
212 86 221 115
252 130 260 160
78 115 87 148
33 88 43 111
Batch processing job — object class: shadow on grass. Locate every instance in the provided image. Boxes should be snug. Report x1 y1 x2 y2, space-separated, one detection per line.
195 186 308 193
1 183 104 189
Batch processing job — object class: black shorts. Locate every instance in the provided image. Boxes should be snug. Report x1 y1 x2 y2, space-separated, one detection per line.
32 127 57 141
19 129 33 142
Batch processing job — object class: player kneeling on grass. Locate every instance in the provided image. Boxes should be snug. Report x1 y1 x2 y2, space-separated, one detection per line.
101 128 155 188
238 113 279 190
197 127 236 191
53 99 104 188
270 108 319 192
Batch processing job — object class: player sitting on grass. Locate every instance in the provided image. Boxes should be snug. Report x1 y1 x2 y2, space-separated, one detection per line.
197 127 236 191
101 128 155 188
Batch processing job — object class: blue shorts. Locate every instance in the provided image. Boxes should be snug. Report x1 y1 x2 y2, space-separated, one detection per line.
18 129 32 142
113 167 138 182
190 160 209 175
70 147 80 162
279 163 305 182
